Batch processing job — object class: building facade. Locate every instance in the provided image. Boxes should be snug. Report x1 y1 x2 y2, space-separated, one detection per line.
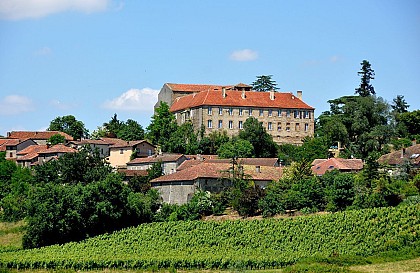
164 84 315 145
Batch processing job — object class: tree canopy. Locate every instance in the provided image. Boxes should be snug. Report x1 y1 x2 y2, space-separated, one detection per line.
146 102 178 152
238 117 278 157
48 115 89 140
251 75 279 92
97 114 145 141
355 60 375 97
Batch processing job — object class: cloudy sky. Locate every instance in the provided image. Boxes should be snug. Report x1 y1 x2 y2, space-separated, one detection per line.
0 0 419 136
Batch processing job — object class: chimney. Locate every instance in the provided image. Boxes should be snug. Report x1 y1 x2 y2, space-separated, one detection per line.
222 87 226 98
297 90 302 100
241 89 246 99
269 90 275 100
256 166 261 173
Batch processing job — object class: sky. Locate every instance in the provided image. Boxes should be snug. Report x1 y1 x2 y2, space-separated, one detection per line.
1 0 419 137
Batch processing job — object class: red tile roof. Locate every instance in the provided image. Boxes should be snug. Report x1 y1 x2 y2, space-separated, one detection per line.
166 83 229 93
311 158 364 175
152 162 282 183
170 90 314 112
99 137 129 145
0 139 20 151
7 131 73 141
128 154 184 164
110 140 154 149
17 145 48 157
378 144 420 166
38 144 77 154
117 169 148 177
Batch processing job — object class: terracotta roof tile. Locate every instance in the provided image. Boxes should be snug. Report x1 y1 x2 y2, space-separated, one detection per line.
17 145 48 156
152 162 282 183
7 131 73 141
378 144 420 166
117 169 148 177
170 90 314 112
166 83 230 93
311 158 364 175
128 154 184 164
110 140 154 149
38 144 77 154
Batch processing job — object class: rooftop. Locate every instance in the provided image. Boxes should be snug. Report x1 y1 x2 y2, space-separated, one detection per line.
7 131 73 141
311 158 364 175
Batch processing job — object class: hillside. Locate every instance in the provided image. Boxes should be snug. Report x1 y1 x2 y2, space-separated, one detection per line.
1 204 419 270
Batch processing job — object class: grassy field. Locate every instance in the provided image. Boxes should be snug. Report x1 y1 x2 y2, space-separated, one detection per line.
0 220 25 252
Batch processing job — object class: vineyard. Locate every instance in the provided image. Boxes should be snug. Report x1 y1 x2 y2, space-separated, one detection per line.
1 204 419 270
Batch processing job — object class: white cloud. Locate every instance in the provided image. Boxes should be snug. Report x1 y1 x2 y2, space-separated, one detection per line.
103 88 159 112
0 95 35 115
35 46 52 56
0 0 110 20
230 49 258 61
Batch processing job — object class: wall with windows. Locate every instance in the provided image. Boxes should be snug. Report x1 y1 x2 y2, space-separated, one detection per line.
174 105 314 145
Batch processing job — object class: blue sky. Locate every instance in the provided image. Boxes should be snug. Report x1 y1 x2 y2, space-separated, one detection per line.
1 0 419 137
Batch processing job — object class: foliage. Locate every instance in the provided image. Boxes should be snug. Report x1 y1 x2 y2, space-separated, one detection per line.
48 115 89 140
22 173 159 249
0 152 18 200
238 117 278 157
397 110 420 138
392 95 409 113
34 146 112 185
166 122 199 154
251 75 279 92
217 138 254 159
101 114 145 141
355 60 375 97
127 161 163 194
321 171 355 212
146 102 178 152
2 205 419 270
47 134 66 145
199 130 229 154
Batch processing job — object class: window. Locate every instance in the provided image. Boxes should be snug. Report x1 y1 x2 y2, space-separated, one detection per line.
119 149 124 154
228 107 233 115
305 123 309 132
249 108 253 116
259 109 264 116
286 123 291 132
239 120 243 129
294 110 299 118
218 120 223 128
295 123 300 131
286 110 291 117
306 111 311 119
268 109 272 117
229 120 233 129
277 122 282 131
268 122 272 130
219 107 223 115
278 109 282 116
208 107 212 115
208 120 213 128
239 108 243 116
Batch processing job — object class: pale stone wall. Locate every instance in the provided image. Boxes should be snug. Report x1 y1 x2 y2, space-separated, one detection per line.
175 105 314 145
108 147 133 168
152 181 196 204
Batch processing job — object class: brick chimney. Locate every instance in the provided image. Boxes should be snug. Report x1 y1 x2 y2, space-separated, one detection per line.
297 90 302 100
241 89 246 99
222 87 226 98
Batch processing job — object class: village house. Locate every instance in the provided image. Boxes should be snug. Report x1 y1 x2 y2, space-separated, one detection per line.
311 158 364 176
107 140 156 169
16 144 48 167
155 83 315 145
127 153 187 175
0 139 37 161
37 144 77 164
378 143 420 176
151 158 283 204
67 138 124 158
6 131 73 145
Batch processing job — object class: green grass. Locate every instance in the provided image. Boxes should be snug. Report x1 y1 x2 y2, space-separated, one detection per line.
0 220 25 252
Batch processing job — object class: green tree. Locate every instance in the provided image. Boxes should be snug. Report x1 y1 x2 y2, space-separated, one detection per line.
217 138 254 159
199 130 230 154
48 115 89 140
167 122 199 154
239 117 278 157
398 110 420 138
251 75 279 92
355 60 375 97
118 119 145 141
0 151 18 200
321 170 355 212
47 134 66 145
392 95 409 113
146 102 178 152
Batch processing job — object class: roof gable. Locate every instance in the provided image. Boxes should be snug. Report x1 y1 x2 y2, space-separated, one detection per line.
7 131 73 141
311 158 364 175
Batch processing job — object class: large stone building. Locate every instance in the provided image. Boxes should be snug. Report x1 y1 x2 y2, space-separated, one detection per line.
157 83 315 145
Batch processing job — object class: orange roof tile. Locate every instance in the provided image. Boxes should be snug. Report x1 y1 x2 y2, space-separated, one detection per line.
170 90 314 112
152 162 282 183
311 158 364 175
166 83 230 93
117 169 148 177
17 145 48 156
38 144 77 154
110 140 154 149
7 131 73 141
378 144 420 166
128 153 184 164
